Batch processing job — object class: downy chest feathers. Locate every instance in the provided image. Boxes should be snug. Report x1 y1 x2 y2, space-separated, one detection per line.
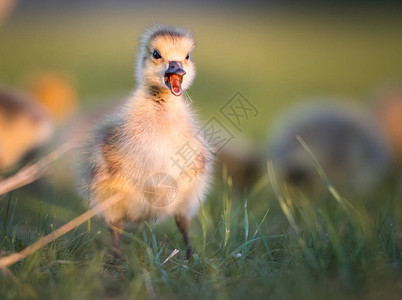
117 95 203 180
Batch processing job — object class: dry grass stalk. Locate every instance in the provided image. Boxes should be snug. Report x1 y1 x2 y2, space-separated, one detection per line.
0 193 123 269
161 249 179 266
0 141 75 196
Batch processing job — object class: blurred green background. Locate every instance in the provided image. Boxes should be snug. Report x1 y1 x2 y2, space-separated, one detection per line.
1 1 401 142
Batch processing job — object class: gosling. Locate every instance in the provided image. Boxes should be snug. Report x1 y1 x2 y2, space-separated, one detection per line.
82 25 213 259
268 100 392 197
0 88 53 170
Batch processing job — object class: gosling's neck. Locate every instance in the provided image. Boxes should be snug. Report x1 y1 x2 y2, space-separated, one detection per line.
139 84 185 104
127 84 192 133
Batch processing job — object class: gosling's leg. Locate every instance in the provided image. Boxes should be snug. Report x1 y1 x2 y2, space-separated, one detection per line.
175 215 193 259
109 219 125 258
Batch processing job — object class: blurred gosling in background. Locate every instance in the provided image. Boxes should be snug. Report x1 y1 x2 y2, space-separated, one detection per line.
25 72 78 124
216 138 263 195
267 100 393 196
0 88 53 170
376 88 402 165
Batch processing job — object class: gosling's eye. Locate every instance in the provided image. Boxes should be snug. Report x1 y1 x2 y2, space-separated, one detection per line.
152 50 162 59
185 54 190 60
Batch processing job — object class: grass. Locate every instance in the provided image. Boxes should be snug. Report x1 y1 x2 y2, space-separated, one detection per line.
0 157 401 299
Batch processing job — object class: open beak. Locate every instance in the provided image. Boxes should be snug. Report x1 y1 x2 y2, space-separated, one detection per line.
164 61 186 96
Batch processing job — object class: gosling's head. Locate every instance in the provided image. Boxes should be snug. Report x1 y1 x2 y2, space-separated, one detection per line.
136 25 195 97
